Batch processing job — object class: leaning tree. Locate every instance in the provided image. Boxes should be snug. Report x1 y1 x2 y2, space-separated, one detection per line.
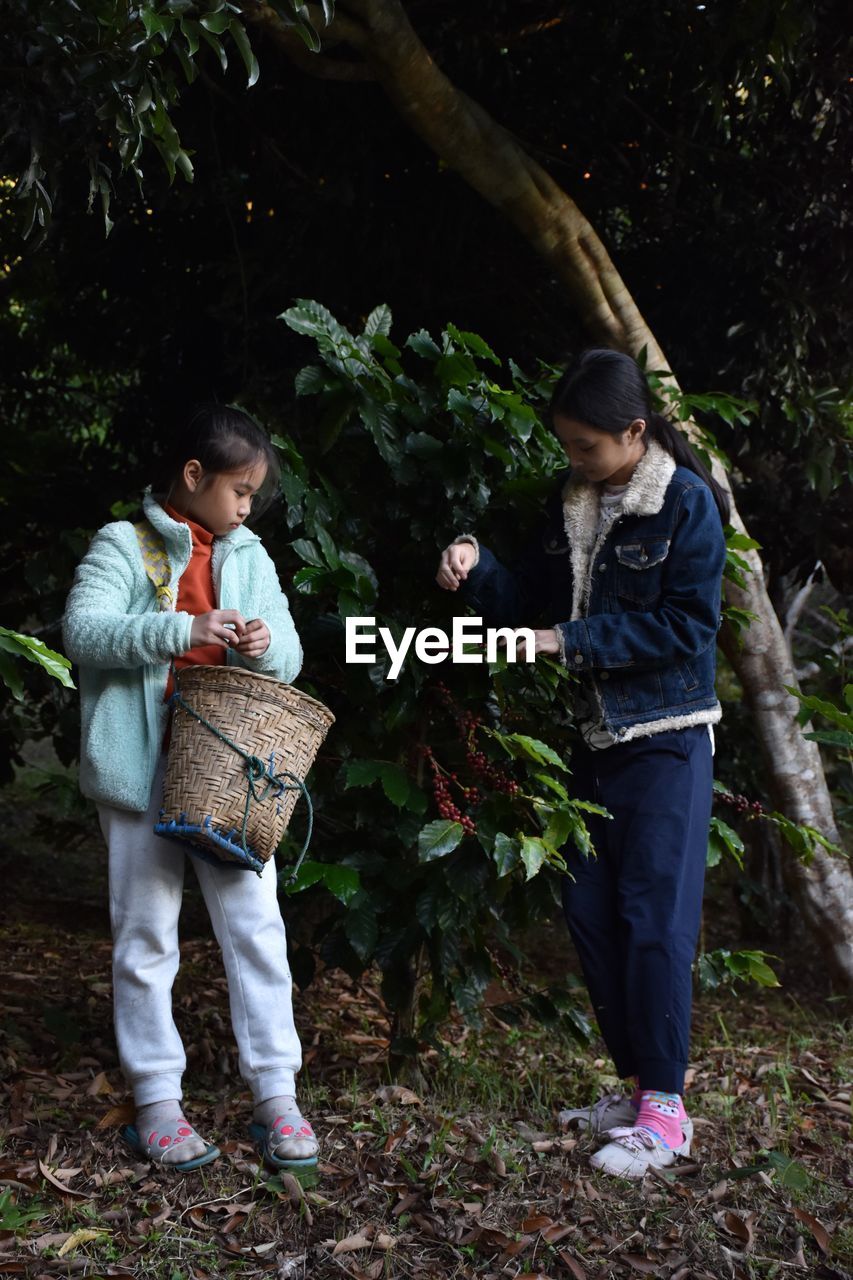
3 0 851 985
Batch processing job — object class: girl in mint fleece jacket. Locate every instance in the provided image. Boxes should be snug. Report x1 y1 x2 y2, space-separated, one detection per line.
63 405 317 1175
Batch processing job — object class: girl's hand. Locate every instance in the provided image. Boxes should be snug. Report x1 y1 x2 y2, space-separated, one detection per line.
532 628 561 656
436 542 477 592
190 610 247 649
496 627 561 656
233 618 271 658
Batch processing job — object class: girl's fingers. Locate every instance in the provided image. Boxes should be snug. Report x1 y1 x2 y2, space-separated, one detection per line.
447 548 468 577
219 610 247 635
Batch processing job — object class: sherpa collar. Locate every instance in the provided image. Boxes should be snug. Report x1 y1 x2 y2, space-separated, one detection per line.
142 488 258 557
560 438 676 620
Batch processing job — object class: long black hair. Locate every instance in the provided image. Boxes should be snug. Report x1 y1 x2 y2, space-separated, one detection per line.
550 349 730 525
160 404 281 519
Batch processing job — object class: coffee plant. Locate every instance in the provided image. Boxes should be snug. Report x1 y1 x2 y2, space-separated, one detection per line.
269 300 806 1048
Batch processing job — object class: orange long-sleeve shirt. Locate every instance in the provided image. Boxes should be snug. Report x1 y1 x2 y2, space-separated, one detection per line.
163 504 225 704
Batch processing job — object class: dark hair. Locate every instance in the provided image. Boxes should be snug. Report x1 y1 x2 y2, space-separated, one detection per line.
161 403 281 519
550 348 730 524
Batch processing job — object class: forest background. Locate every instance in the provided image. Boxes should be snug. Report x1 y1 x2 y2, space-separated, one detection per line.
0 2 850 1277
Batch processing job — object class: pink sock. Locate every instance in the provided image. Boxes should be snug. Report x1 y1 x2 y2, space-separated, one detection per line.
630 1083 687 1121
633 1090 685 1149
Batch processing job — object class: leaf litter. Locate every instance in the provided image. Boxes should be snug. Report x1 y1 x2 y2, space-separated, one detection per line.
0 802 851 1280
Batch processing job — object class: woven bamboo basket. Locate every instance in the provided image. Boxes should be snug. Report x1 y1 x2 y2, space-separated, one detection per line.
154 666 334 874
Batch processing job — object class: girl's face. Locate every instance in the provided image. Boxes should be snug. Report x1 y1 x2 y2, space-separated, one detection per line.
552 415 646 486
180 458 268 536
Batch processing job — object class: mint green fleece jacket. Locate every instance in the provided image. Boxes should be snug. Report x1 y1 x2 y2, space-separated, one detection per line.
63 492 303 813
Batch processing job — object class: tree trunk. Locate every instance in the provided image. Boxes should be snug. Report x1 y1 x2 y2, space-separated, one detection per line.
245 0 853 989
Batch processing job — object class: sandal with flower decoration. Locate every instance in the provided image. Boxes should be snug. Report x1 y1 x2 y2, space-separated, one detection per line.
248 1099 319 1171
121 1114 219 1173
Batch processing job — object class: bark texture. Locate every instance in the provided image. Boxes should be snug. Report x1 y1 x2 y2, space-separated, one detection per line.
243 0 853 988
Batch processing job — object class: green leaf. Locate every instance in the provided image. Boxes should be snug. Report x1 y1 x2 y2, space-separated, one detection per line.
803 728 853 748
180 16 200 55
173 41 199 83
344 893 378 962
784 686 853 732
763 1150 812 1191
418 819 464 863
519 835 548 880
0 629 75 691
492 832 520 877
722 605 759 638
696 948 781 991
292 13 322 53
445 323 500 366
379 764 411 808
724 527 762 552
292 565 328 593
342 759 383 788
281 859 360 904
228 19 260 88
200 11 230 33
0 651 24 699
0 1187 51 1231
541 806 575 850
175 149 194 183
488 731 568 772
371 333 401 362
294 364 326 396
141 10 175 38
343 760 421 811
197 23 228 70
290 538 325 567
363 303 392 337
404 431 443 459
405 329 442 361
315 525 341 568
707 816 745 869
436 351 478 389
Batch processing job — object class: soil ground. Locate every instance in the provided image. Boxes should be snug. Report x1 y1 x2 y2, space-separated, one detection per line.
0 773 850 1280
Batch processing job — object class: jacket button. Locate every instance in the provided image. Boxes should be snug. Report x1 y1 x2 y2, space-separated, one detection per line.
640 552 648 562
600 671 609 680
598 563 606 572
573 652 583 665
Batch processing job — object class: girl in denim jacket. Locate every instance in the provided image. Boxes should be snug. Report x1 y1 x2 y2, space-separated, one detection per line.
436 349 728 1179
64 407 317 1174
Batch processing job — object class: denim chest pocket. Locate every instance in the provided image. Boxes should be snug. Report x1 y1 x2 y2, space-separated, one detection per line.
615 537 671 603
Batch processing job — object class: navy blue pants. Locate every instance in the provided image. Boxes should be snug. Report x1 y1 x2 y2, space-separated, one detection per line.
561 727 712 1095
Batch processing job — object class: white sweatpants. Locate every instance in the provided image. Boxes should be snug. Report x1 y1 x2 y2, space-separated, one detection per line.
98 759 303 1107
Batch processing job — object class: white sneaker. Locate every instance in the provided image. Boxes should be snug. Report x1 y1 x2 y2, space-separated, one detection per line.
558 1092 638 1136
589 1118 693 1179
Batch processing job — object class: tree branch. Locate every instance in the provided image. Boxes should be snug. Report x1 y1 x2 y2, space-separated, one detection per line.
245 0 852 984
239 0 370 52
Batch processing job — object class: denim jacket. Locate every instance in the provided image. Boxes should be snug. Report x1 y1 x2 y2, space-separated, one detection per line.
456 440 726 742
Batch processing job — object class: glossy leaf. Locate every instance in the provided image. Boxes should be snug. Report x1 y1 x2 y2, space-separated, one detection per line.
418 819 464 863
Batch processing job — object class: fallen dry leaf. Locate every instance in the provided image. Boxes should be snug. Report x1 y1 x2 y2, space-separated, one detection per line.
721 1209 758 1251
57 1227 109 1257
37 1159 91 1199
621 1253 663 1274
558 1250 587 1279
95 1103 135 1130
332 1233 374 1255
373 1084 421 1106
85 1071 113 1096
792 1205 831 1256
